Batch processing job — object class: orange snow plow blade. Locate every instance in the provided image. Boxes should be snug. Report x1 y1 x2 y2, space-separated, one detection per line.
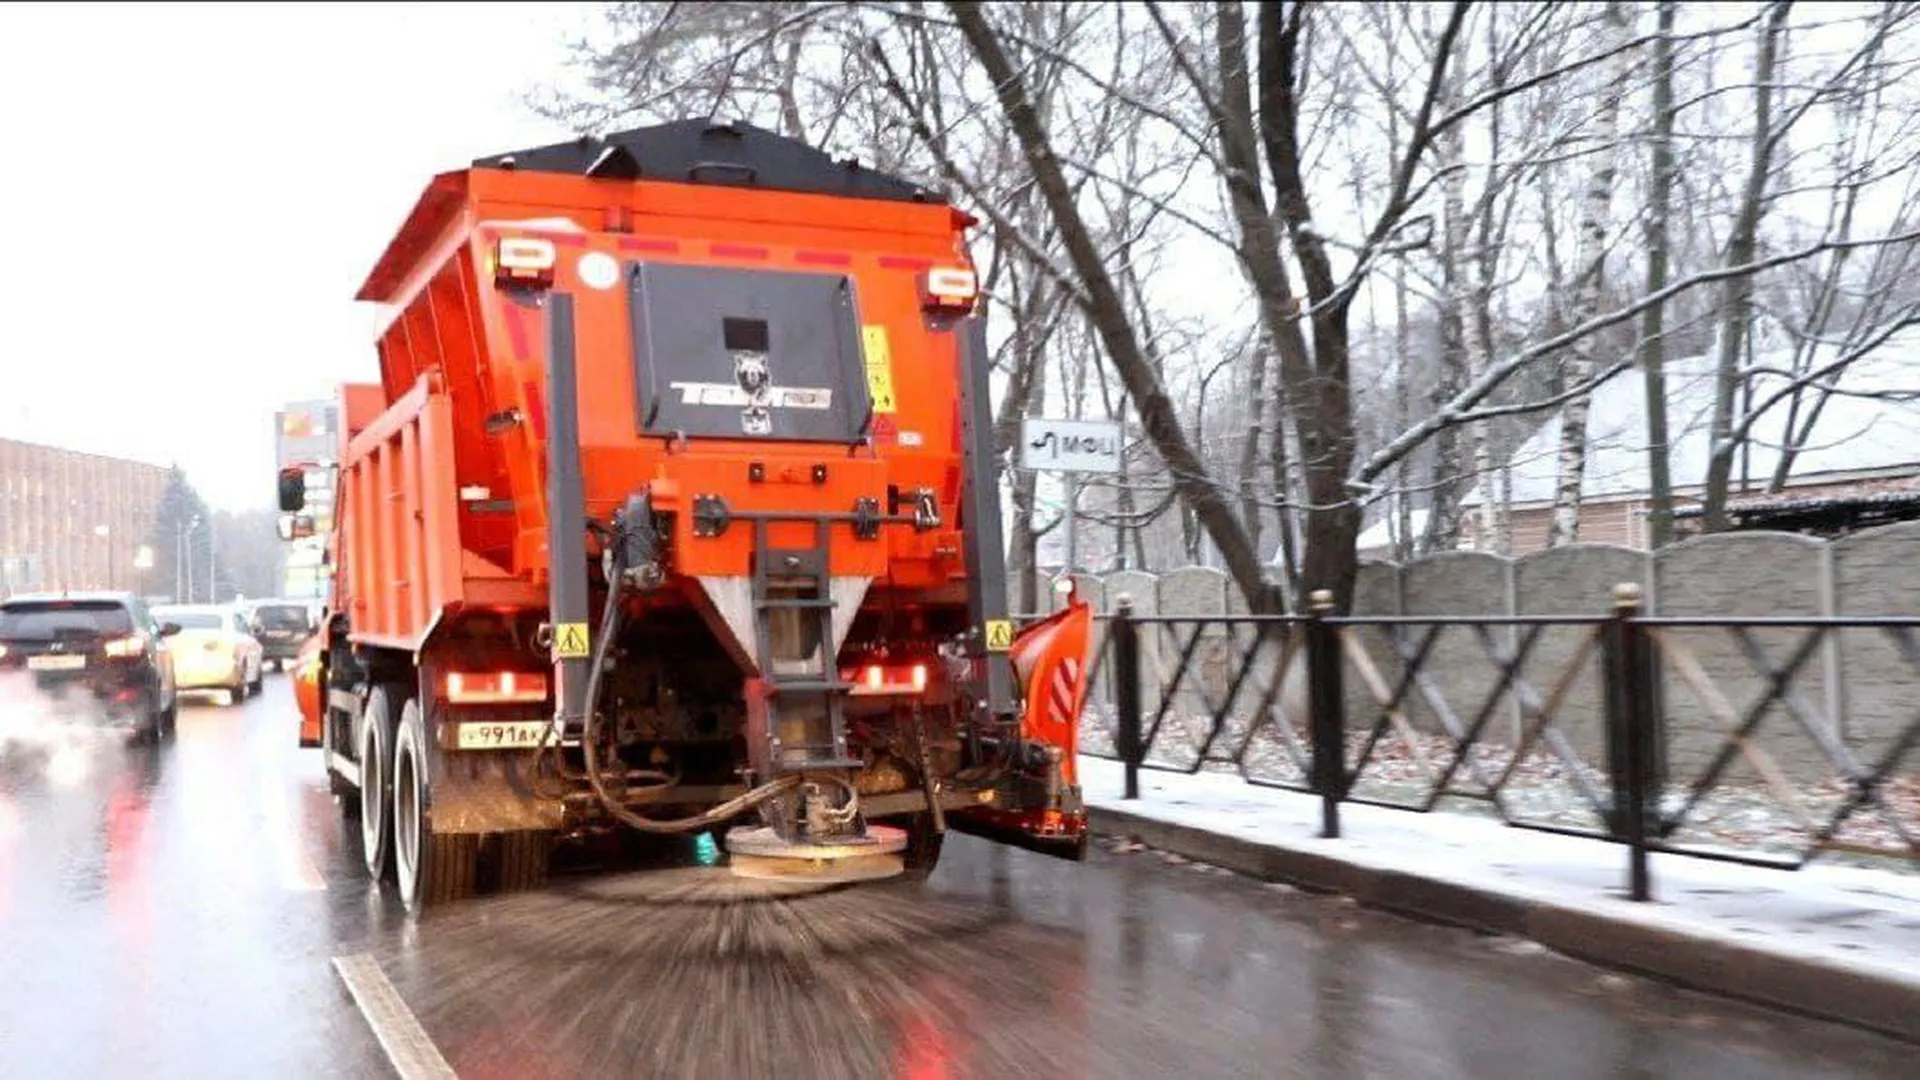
950 585 1094 859
1010 592 1094 788
293 633 324 748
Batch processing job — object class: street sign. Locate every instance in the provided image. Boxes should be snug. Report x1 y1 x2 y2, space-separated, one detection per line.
1019 418 1122 475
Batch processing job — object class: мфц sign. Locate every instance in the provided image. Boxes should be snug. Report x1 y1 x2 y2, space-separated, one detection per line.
1018 417 1123 474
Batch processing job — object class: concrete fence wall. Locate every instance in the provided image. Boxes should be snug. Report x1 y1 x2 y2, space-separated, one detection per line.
1055 522 1920 787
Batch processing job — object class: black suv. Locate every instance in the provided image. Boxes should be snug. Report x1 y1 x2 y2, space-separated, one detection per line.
0 591 182 741
246 600 316 670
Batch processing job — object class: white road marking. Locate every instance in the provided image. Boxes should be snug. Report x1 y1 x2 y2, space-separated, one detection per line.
332 953 460 1080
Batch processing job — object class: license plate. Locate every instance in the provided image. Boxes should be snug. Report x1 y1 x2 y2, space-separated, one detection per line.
28 654 86 671
454 720 550 750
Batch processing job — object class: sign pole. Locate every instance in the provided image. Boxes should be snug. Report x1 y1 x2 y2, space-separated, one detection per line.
1063 470 1079 580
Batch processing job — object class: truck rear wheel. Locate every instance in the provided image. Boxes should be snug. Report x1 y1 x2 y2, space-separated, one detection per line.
358 687 397 883
393 698 477 912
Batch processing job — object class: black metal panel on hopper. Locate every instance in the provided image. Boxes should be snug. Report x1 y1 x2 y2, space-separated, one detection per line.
471 118 943 205
627 261 873 444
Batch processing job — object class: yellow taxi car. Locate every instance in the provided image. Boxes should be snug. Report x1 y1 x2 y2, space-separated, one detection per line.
150 604 264 706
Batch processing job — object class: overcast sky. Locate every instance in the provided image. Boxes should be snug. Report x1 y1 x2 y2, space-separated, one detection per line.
0 1 598 511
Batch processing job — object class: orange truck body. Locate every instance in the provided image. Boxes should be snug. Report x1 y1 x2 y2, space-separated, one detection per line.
342 150 976 645
287 120 1088 906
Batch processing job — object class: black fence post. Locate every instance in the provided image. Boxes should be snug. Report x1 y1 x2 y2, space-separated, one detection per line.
1306 589 1344 840
1601 582 1656 902
1112 595 1142 800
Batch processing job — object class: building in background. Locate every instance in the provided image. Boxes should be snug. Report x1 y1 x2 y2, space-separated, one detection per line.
274 398 339 600
1460 337 1920 553
0 437 171 596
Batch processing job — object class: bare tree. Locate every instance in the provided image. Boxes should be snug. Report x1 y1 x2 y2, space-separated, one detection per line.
946 1 1282 608
1702 1 1793 532
540 0 1920 590
1546 2 1632 547
1640 0 1680 549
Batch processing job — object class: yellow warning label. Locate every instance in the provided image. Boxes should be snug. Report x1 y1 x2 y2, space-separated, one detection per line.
553 622 591 660
861 325 897 414
984 619 1015 652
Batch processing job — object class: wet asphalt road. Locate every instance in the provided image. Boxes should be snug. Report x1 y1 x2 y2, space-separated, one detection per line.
0 676 1912 1079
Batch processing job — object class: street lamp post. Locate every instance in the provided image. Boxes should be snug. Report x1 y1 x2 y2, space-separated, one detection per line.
178 515 202 604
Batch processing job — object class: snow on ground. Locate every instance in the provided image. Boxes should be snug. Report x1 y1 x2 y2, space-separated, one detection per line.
1079 707 1919 858
1078 754 1920 984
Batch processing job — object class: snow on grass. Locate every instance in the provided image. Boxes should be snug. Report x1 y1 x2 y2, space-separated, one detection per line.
1077 753 1920 985
1079 708 1918 860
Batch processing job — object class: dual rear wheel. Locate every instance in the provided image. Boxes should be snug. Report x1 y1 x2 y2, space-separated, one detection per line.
355 687 550 913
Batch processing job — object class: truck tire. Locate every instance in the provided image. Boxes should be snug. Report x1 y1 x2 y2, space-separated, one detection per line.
392 698 477 912
359 687 397 883
157 693 177 743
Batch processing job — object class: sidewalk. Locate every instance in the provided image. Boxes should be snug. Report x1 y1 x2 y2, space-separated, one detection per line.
1077 756 1920 1044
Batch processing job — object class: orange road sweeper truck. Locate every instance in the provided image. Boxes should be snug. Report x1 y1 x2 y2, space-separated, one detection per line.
278 120 1094 911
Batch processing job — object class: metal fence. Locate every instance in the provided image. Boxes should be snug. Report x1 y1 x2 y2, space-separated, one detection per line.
1082 584 1920 901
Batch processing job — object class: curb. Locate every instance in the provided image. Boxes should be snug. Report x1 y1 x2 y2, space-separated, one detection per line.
1089 805 1920 1046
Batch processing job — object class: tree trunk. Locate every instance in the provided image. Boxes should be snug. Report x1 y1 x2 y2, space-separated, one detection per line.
1641 0 1679 548
1703 1 1791 532
1009 352 1049 612
1271 402 1301 604
1769 3 1886 494
1546 1 1631 548
1470 9 1508 554
1235 341 1269 561
1392 236 1415 564
1256 4 1367 608
949 2 1280 612
1425 87 1471 554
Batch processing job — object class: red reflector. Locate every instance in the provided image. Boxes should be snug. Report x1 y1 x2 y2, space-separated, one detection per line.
845 662 935 697
445 670 549 704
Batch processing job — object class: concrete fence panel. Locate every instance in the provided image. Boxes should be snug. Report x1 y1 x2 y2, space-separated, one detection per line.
1653 531 1834 788
1340 561 1406 750
1395 553 1518 764
1153 566 1231 768
1831 522 1920 771
1513 543 1650 766
1224 567 1299 782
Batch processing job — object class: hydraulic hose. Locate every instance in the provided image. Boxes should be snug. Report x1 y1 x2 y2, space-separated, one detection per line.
579 536 828 834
